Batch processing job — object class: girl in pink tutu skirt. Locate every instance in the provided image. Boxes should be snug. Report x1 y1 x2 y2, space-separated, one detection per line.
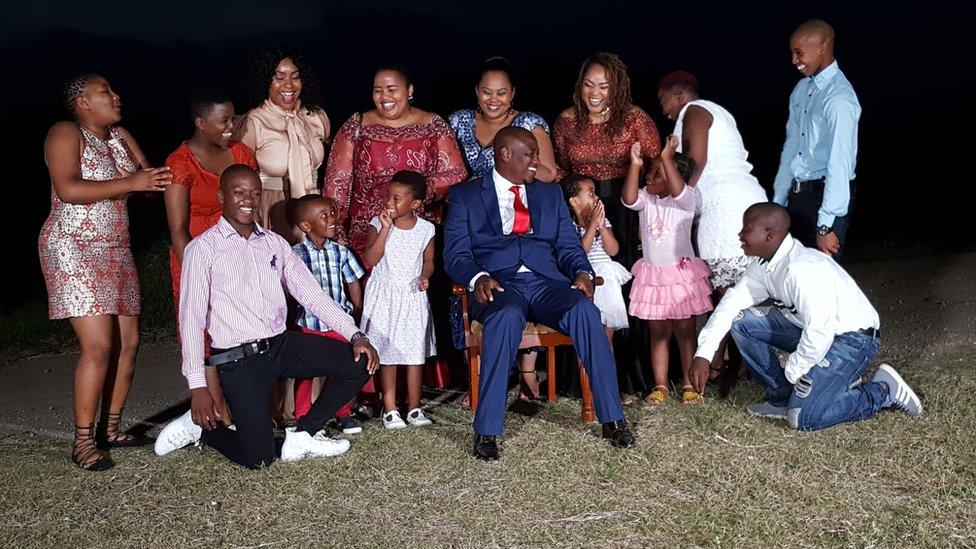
623 136 713 405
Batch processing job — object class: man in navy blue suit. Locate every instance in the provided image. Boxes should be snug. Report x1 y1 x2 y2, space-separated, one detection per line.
444 127 635 460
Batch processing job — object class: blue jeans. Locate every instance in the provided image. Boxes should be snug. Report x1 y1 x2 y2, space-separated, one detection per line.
730 307 888 431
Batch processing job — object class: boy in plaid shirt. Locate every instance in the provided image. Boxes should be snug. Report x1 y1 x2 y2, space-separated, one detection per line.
290 195 367 434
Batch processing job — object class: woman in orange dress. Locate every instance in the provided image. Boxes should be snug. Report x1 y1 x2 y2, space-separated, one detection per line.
40 74 172 470
164 88 256 307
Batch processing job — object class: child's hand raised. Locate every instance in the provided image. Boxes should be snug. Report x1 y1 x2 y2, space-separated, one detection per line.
629 142 643 167
589 200 606 230
378 209 393 230
418 277 430 291
662 135 678 160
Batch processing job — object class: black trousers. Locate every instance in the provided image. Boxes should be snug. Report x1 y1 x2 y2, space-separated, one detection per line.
200 331 369 469
787 180 856 263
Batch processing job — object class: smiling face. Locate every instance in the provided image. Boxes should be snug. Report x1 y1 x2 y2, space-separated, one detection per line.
738 211 774 259
300 199 338 241
77 76 122 126
373 69 413 121
476 70 514 121
497 133 540 185
790 32 829 77
581 63 611 115
219 169 262 235
268 57 302 110
196 102 235 149
385 181 422 220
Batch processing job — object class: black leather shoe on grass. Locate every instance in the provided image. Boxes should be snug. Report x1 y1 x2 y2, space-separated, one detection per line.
601 420 636 449
472 434 500 460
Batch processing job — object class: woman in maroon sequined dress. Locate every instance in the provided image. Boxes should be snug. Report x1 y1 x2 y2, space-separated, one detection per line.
552 53 662 401
39 74 172 470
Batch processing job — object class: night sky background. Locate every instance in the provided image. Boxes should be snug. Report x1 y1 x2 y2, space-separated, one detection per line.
1 1 965 311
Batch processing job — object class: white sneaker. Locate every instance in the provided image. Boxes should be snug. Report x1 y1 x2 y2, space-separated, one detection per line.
382 410 406 429
872 364 923 416
280 428 351 462
154 410 202 456
406 407 433 427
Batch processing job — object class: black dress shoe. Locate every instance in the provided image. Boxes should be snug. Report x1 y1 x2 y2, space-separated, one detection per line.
472 434 500 460
601 420 636 449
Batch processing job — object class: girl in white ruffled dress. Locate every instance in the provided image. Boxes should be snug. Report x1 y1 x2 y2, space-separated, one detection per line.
562 175 633 340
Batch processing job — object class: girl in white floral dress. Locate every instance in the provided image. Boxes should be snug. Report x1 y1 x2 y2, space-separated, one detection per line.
361 170 437 429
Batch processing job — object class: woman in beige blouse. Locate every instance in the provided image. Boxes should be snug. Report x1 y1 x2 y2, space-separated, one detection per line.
238 44 330 240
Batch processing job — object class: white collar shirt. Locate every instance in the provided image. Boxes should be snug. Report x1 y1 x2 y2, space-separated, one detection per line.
695 234 879 383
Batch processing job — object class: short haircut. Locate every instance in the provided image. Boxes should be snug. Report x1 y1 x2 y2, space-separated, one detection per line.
390 170 427 200
189 87 233 120
560 174 593 202
375 63 412 87
658 71 699 95
793 19 835 47
286 194 335 227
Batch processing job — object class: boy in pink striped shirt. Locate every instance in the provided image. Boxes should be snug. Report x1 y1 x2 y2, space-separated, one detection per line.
154 165 379 468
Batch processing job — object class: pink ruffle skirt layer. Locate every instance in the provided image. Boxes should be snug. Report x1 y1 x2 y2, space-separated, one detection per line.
628 257 714 320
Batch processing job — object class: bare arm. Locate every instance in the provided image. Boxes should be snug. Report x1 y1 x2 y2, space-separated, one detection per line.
622 142 643 206
660 136 687 198
599 220 620 256
680 105 712 188
44 122 170 205
346 279 362 321
418 237 435 291
362 214 391 267
116 127 151 169
163 183 192 264
531 126 558 182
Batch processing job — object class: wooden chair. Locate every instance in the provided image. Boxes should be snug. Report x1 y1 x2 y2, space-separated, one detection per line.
452 279 603 423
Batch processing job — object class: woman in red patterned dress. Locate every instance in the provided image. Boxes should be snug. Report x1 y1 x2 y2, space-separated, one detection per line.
324 65 467 257
552 53 662 403
39 74 173 470
324 65 466 393
164 88 257 308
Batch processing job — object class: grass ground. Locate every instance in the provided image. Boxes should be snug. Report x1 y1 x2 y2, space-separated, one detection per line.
2 350 974 547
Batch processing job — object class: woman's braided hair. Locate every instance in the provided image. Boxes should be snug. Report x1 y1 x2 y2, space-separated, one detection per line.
62 73 98 117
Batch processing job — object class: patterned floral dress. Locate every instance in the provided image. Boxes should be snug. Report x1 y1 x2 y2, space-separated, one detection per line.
323 115 466 257
447 109 549 178
360 216 437 365
39 126 140 319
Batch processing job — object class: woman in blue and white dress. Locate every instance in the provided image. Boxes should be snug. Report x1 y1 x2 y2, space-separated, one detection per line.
448 57 558 182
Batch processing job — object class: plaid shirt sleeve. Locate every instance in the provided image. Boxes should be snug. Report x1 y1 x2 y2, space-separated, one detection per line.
339 245 366 283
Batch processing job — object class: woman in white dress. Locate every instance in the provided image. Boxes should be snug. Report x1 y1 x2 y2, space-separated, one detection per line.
658 71 767 381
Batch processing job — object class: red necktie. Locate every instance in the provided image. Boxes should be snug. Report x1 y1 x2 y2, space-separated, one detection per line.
510 185 530 235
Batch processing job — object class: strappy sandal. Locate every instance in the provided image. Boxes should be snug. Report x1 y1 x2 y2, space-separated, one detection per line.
643 385 669 405
72 423 114 472
619 393 637 406
100 411 153 448
518 370 544 402
681 385 702 405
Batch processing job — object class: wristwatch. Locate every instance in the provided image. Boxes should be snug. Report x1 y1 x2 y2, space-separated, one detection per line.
817 225 833 236
350 331 369 344
576 271 595 282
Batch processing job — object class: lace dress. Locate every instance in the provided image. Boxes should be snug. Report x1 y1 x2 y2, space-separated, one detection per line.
673 100 767 288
